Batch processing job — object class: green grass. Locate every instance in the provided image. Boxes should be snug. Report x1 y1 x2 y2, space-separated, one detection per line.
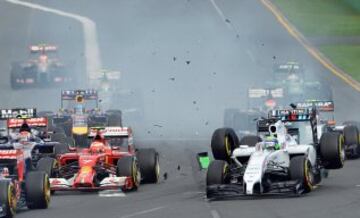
320 45 360 81
273 0 360 36
273 0 360 82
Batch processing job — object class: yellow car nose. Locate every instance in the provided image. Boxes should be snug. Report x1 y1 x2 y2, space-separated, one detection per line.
72 127 88 135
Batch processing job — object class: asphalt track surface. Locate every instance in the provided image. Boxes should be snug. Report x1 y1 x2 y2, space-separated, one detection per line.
1 0 360 218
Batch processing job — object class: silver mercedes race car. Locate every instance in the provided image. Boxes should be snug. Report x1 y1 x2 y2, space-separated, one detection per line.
207 108 345 199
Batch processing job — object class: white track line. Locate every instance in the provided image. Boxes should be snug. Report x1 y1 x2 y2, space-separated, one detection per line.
98 190 126 198
211 210 221 218
120 206 165 218
6 0 102 82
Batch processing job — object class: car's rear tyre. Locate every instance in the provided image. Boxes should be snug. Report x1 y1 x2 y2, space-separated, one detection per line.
136 148 160 184
343 125 360 157
54 143 69 156
320 132 345 169
10 64 22 90
106 110 122 126
53 127 65 134
290 156 314 193
25 171 51 209
0 180 16 218
51 133 67 143
206 160 229 186
211 128 239 161
73 134 88 148
239 135 262 147
117 156 139 190
65 137 75 147
107 114 122 126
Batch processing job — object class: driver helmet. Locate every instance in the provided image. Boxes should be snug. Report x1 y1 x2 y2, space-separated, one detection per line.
264 136 281 150
90 141 106 153
19 123 31 133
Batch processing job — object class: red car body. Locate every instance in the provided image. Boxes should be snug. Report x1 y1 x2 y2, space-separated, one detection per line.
50 127 139 191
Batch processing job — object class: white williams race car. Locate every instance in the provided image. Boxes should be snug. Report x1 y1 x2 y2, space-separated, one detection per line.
206 108 345 199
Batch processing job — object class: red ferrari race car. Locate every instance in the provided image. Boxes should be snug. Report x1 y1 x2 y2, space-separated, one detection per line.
41 127 159 192
0 142 51 218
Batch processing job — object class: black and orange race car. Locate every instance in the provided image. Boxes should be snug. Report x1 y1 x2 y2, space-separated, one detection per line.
43 127 159 192
10 44 73 89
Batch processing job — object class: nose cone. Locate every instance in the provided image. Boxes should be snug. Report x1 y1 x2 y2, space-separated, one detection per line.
74 166 96 187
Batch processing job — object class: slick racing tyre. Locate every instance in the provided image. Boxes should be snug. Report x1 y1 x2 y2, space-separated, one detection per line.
211 128 239 161
54 143 70 156
73 134 88 148
53 127 65 134
136 148 160 184
206 160 229 186
117 156 140 190
25 171 51 209
51 133 67 144
10 63 22 90
0 180 16 218
239 135 262 147
320 132 345 169
290 156 314 193
37 157 57 177
65 137 75 147
106 110 122 126
343 125 360 158
37 158 57 194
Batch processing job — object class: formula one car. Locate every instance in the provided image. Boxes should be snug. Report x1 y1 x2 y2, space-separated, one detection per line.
10 44 73 89
296 100 360 158
207 107 344 199
224 87 284 136
270 62 333 101
0 150 51 218
0 109 52 217
46 90 122 146
44 126 159 192
0 108 69 168
97 70 145 122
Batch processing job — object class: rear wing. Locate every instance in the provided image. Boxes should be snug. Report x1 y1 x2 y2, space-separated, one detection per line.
88 127 129 138
268 108 315 122
61 90 98 101
295 100 334 112
273 62 303 74
101 69 121 80
248 88 283 98
7 117 48 128
268 108 319 144
30 45 57 53
0 108 36 119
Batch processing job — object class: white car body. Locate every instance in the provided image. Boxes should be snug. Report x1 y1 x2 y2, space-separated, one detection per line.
231 120 317 195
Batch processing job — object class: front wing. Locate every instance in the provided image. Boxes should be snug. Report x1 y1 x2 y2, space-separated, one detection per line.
50 176 134 191
206 180 303 200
